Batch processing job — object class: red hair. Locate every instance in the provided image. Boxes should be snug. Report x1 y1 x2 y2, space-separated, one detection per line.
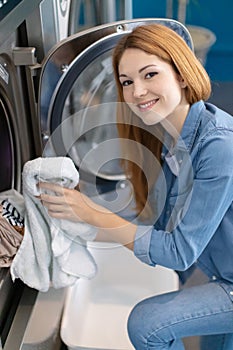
112 24 211 219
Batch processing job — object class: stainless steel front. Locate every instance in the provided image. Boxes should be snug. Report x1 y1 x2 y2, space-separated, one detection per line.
3 287 66 350
3 287 37 350
0 42 31 192
68 0 133 34
0 0 42 44
0 1 56 349
25 0 72 63
13 47 43 157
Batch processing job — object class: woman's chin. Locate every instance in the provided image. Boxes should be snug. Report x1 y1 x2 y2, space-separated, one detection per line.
138 111 165 126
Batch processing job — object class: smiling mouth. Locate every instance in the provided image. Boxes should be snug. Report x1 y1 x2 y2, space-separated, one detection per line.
137 99 159 111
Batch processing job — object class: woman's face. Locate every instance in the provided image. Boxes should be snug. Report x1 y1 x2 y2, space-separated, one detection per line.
118 48 189 128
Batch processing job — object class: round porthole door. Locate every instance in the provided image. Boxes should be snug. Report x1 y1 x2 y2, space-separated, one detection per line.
38 18 193 204
47 32 125 186
39 19 193 182
0 93 19 192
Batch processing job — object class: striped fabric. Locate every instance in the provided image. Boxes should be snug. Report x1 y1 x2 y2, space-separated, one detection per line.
1 199 24 228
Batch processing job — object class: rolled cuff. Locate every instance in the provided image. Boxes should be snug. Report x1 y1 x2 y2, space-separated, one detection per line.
134 225 155 266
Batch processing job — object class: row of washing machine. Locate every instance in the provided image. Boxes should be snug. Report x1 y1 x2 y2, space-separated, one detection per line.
0 1 188 348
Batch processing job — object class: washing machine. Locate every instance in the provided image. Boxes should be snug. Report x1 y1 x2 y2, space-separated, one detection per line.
0 2 66 350
0 0 43 349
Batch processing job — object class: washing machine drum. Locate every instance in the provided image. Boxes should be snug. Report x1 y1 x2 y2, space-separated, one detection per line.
39 18 193 184
0 97 16 192
44 33 126 182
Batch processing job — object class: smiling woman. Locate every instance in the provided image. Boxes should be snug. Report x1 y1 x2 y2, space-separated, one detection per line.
112 23 211 217
110 23 233 350
118 49 189 126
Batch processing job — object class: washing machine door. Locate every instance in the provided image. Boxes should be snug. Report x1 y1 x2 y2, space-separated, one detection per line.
39 18 193 186
0 60 21 192
0 97 15 191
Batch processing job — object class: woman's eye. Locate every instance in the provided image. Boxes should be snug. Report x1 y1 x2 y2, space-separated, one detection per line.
145 72 158 79
120 80 133 87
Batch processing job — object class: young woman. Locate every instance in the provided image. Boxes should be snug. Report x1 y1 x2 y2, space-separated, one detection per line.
39 24 233 349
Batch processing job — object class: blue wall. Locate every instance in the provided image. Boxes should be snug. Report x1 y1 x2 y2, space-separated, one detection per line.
132 0 233 81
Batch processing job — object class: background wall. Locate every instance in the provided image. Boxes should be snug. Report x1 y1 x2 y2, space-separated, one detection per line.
132 0 233 81
132 0 233 115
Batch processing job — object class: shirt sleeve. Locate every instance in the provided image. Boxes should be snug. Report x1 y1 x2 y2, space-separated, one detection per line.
134 128 233 271
134 225 154 265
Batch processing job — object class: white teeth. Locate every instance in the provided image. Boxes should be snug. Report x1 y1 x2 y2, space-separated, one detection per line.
139 100 156 109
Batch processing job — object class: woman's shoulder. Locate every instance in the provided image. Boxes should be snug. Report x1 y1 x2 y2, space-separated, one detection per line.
195 102 233 169
202 102 233 130
193 102 233 146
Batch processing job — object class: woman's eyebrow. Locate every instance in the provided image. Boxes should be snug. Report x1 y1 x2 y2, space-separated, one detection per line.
139 64 158 73
119 73 128 78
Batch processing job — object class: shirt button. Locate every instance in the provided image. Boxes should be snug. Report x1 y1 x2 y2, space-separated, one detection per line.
212 275 217 280
230 291 233 296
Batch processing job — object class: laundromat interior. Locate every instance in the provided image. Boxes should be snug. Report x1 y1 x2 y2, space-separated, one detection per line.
0 1 232 350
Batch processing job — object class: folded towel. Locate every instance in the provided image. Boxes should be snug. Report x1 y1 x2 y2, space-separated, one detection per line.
10 157 97 292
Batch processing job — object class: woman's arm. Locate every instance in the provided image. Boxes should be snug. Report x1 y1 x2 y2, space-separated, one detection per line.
38 182 137 250
136 129 233 270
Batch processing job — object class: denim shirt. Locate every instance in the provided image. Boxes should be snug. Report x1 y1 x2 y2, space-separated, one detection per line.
134 101 233 291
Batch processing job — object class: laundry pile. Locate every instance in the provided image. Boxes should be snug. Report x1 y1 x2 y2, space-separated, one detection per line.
1 157 98 292
0 195 24 267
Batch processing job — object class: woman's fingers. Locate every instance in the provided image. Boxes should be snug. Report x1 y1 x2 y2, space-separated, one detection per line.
37 181 109 224
37 182 88 222
38 182 65 194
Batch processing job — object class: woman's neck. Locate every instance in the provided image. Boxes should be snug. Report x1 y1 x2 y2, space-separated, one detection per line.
161 101 190 144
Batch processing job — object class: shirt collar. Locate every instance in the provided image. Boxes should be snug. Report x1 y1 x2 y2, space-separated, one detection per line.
162 101 205 176
177 100 204 152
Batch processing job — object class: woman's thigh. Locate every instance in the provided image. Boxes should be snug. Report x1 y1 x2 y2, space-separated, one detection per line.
127 281 233 350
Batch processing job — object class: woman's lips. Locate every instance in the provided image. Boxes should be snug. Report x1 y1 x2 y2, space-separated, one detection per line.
137 99 159 111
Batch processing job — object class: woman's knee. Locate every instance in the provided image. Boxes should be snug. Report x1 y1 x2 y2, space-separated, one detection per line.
127 298 162 348
127 292 182 349
127 301 147 348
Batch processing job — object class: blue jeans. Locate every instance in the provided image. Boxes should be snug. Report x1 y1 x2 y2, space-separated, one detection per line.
127 280 233 349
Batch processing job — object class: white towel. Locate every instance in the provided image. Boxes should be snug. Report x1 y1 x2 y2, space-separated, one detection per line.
10 157 97 292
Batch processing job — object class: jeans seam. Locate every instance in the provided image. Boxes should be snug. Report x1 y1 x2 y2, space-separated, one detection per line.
146 309 233 345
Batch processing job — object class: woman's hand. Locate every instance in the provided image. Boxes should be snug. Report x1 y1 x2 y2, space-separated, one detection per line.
38 182 137 249
38 182 108 226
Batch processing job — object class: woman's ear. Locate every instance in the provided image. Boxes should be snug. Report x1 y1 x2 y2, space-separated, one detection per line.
178 75 187 88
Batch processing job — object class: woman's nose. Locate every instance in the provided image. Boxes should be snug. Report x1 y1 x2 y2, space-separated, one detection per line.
133 82 147 98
